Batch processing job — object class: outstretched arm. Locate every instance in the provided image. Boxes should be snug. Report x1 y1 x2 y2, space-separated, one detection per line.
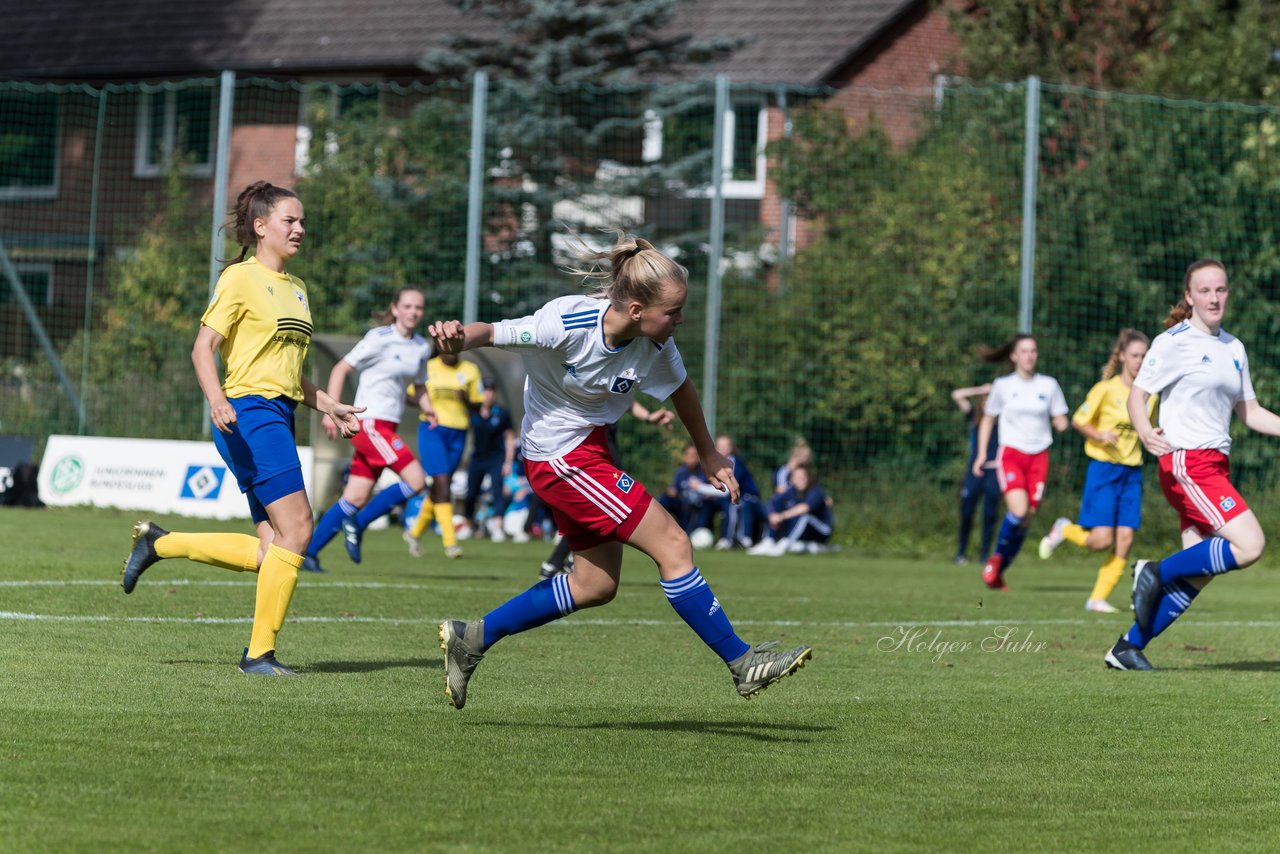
951 383 991 415
428 320 494 354
1236 398 1280 438
669 377 739 503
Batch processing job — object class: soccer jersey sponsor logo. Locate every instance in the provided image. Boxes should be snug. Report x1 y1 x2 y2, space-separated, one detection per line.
273 317 313 348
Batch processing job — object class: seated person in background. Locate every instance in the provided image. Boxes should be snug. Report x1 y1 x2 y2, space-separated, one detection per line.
658 444 708 532
501 459 533 544
692 434 761 550
773 436 813 494
748 463 833 556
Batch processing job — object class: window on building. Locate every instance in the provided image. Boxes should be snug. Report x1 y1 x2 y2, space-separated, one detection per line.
0 264 54 307
644 97 767 199
0 91 60 198
134 87 214 177
295 84 382 175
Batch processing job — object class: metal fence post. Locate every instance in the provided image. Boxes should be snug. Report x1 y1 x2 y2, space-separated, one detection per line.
1019 75 1040 334
203 70 236 437
703 75 729 435
79 86 108 434
463 70 488 325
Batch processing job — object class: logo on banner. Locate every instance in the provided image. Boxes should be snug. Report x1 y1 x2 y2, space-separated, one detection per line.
50 456 85 495
181 465 227 500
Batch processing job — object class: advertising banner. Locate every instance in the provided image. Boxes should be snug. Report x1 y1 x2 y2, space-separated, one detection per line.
37 435 314 520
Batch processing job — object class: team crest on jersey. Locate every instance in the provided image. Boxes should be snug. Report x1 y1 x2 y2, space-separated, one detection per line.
610 368 638 394
1220 496 1236 511
1234 359 1242 372
392 437 405 450
294 289 307 310
562 363 577 376
615 472 635 494
266 285 274 296
1201 354 1211 364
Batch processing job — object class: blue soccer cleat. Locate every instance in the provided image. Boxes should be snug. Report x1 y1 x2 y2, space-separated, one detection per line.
238 648 299 676
340 516 363 564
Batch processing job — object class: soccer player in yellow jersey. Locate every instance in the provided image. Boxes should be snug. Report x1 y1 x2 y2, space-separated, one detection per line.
119 181 363 676
403 352 484 558
1039 329 1154 612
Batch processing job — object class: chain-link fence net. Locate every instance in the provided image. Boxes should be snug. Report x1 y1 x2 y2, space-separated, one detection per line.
5 75 1280 541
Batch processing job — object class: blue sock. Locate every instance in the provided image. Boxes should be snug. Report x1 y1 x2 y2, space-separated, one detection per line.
355 481 417 531
662 567 751 663
1124 578 1203 648
482 574 576 650
994 512 1027 568
309 497 359 557
1158 537 1239 584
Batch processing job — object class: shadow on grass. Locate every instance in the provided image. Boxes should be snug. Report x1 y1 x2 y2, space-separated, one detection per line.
304 658 442 673
474 719 834 743
1189 660 1280 672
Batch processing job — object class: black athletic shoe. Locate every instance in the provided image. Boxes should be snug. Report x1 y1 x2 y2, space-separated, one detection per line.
121 520 169 594
341 516 363 564
1104 638 1154 671
1131 560 1163 634
301 554 326 573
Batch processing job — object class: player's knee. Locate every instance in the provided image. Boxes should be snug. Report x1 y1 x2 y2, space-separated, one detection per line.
1230 533 1265 568
1096 530 1115 550
573 575 618 607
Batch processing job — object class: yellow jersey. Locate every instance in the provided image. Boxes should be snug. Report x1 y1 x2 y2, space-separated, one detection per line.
1072 375 1156 467
201 257 313 401
417 357 483 429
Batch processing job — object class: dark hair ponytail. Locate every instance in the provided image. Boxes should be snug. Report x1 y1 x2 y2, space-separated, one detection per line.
977 333 1035 369
230 181 299 264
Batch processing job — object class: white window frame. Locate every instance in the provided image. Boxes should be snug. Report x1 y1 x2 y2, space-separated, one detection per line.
0 95 60 200
133 88 214 178
642 103 768 200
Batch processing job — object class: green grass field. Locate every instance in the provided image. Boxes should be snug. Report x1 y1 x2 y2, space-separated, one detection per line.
5 507 1280 852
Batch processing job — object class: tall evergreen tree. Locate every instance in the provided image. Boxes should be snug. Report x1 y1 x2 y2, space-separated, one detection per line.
421 0 740 285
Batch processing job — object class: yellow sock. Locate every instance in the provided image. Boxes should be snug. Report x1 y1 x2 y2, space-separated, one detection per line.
247 544 301 658
435 504 457 548
409 499 435 539
1063 523 1090 548
1090 554 1128 602
155 532 260 572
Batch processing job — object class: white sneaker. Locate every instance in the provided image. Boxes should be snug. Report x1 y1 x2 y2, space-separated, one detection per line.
787 541 806 554
747 538 776 556
1086 599 1119 613
486 517 506 543
403 530 423 558
1038 517 1071 560
714 538 732 551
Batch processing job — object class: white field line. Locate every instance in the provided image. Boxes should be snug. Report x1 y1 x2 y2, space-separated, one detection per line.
5 607 1280 630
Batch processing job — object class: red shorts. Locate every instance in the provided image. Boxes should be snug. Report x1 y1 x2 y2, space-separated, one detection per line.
524 426 653 552
1158 448 1249 535
349 419 416 480
996 446 1049 508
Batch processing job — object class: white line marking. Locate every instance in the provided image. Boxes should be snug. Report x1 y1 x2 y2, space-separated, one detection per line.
6 609 1280 630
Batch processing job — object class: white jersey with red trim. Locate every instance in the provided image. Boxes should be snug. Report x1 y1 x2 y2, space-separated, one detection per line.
984 372 1068 454
342 325 432 423
1134 321 1254 454
491 294 688 460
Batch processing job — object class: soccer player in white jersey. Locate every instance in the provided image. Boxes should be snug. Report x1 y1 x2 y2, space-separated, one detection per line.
303 287 436 573
429 232 812 708
1107 259 1280 671
973 335 1070 590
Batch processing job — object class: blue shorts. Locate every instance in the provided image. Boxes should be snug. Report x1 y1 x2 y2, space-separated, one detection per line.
1077 459 1143 530
419 423 467 477
212 395 306 524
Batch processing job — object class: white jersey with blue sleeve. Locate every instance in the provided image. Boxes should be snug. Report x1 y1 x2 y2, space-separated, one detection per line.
491 294 688 460
1134 322 1253 454
342 325 433 423
984 372 1068 454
